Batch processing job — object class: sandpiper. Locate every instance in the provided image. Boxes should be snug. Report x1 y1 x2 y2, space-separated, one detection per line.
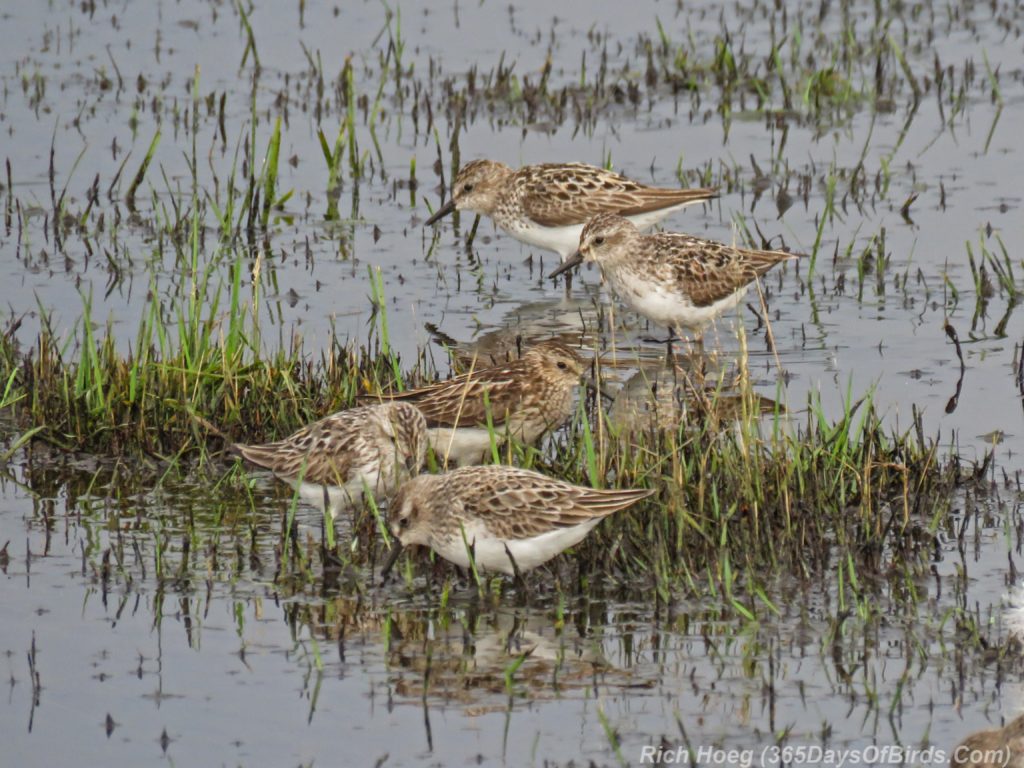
608 362 783 438
549 213 799 344
367 340 587 466
233 402 428 520
380 465 654 577
424 160 717 286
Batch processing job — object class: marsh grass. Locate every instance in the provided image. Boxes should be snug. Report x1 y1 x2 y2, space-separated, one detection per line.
0 252 988 611
2 240 422 459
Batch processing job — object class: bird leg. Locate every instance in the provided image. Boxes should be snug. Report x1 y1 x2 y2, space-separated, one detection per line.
642 330 683 347
503 543 530 600
561 270 574 297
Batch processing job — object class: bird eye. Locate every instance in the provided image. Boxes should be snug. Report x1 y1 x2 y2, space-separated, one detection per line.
399 516 410 529
463 183 475 193
557 361 568 370
594 236 605 246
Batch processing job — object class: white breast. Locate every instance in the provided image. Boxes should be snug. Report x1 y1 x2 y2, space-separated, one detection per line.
503 220 585 260
607 267 748 332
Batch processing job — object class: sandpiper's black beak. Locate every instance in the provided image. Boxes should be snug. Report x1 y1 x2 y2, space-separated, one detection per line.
380 539 403 582
549 251 584 280
424 198 456 227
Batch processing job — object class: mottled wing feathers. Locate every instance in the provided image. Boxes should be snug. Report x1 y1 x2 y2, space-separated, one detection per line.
451 466 653 540
651 235 798 308
519 163 717 228
376 360 531 428
234 411 373 485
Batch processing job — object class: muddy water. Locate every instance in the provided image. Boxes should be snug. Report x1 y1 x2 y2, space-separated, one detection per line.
2 0 1024 765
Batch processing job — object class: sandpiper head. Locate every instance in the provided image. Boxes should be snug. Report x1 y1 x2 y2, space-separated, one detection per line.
521 340 586 388
381 402 429 475
548 213 639 280
424 159 512 224
576 213 640 263
387 475 434 547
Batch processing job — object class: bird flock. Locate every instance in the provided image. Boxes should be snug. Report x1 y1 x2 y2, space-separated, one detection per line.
227 159 798 580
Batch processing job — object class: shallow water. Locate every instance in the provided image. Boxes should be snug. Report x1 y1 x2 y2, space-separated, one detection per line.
2 463 1022 766
3 0 1024 764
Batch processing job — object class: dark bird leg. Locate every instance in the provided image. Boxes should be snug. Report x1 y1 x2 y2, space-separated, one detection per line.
548 251 577 295
643 328 683 361
503 543 530 603
562 270 574 297
642 323 683 350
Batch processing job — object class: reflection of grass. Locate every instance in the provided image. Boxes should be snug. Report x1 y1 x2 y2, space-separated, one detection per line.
125 128 160 212
597 705 626 767
318 123 346 221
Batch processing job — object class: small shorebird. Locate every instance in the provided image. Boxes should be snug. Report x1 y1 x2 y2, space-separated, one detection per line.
424 160 717 287
367 340 587 466
233 402 428 520
608 363 783 438
549 213 799 344
380 465 654 577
